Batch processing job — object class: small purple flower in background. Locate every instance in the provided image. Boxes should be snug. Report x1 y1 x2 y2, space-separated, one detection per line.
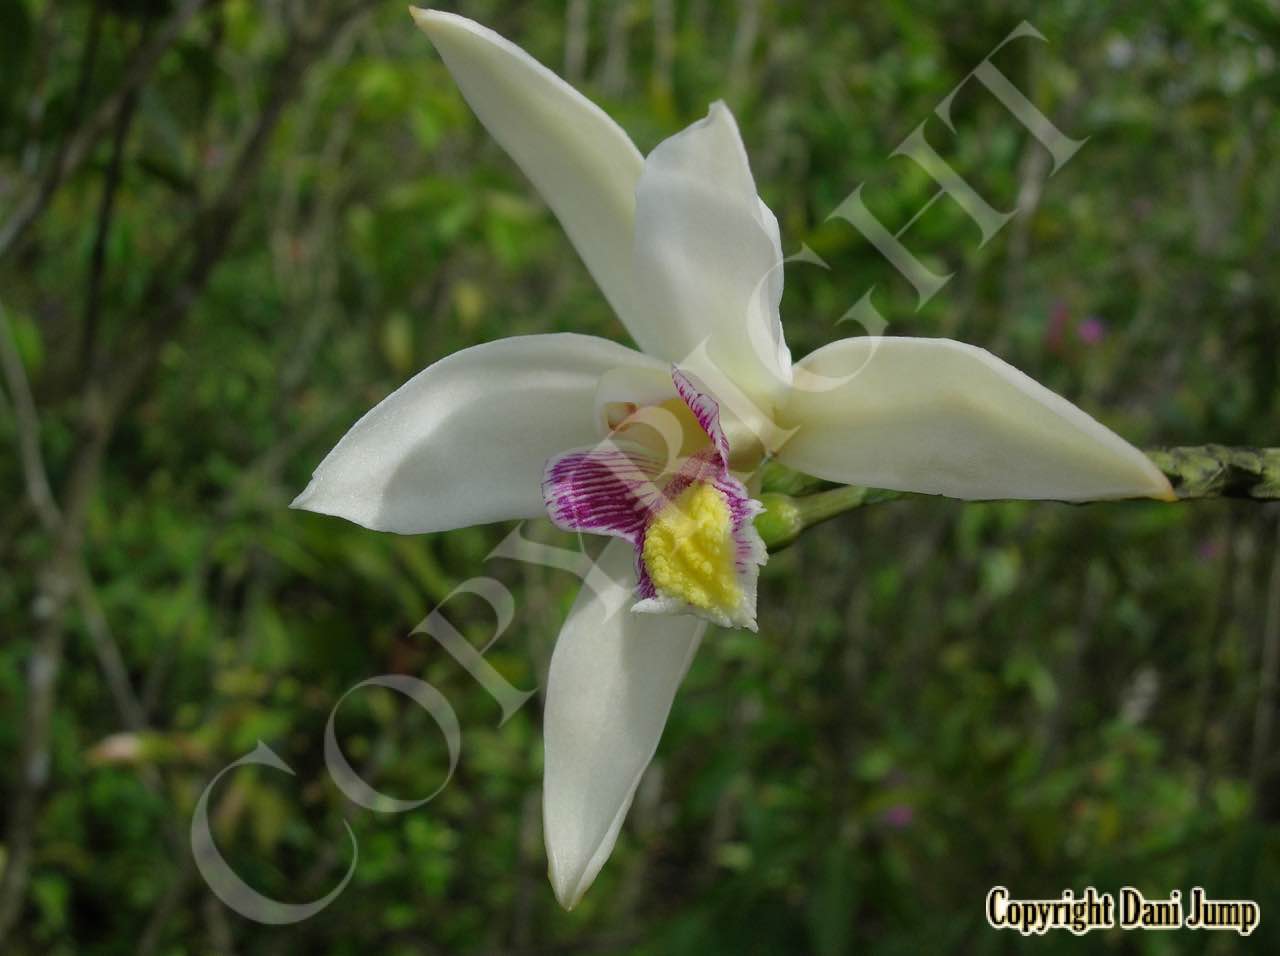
1077 315 1106 346
1197 537 1224 562
881 804 915 829
202 143 226 170
1046 303 1107 353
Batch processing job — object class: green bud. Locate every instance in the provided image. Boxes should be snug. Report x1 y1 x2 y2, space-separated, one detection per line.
754 493 804 551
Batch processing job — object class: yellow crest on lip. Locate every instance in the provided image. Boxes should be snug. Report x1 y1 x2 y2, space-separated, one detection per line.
641 482 741 613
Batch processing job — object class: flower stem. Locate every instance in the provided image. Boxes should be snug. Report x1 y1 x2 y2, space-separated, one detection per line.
755 445 1280 551
1146 446 1280 500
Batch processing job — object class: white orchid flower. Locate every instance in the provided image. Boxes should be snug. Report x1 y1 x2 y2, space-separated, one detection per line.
291 10 1174 909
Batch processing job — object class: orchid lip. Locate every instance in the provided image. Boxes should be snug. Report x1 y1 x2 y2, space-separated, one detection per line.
543 367 768 630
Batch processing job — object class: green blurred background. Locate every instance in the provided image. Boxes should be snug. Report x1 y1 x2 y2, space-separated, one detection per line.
2 0 1279 953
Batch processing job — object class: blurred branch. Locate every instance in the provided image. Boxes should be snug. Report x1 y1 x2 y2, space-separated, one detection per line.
727 0 762 100
597 0 632 95
75 565 149 732
17 1 63 178
0 304 86 943
80 82 140 376
0 592 67 944
136 856 197 956
5 292 151 745
101 0 376 418
0 0 209 261
11 3 103 217
0 302 60 531
0 3 378 946
564 0 589 85
0 398 109 945
651 0 674 102
757 446 1280 549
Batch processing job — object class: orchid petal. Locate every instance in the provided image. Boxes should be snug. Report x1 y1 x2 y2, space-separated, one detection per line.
410 10 663 353
291 334 663 533
779 336 1175 501
543 539 705 909
633 102 792 399
673 367 731 463
543 441 664 540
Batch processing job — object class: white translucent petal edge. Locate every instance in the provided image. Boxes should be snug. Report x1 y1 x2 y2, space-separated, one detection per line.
291 333 663 533
542 539 705 909
632 101 792 398
778 336 1175 502
410 9 662 352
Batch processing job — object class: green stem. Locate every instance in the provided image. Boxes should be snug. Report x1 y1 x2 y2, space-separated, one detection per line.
1146 446 1280 500
755 445 1280 550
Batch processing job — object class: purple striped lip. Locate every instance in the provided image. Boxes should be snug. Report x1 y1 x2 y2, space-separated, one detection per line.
541 366 768 630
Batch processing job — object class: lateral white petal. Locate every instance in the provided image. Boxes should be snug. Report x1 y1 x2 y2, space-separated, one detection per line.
411 10 659 353
779 336 1174 501
291 334 663 533
543 539 705 909
633 101 792 398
